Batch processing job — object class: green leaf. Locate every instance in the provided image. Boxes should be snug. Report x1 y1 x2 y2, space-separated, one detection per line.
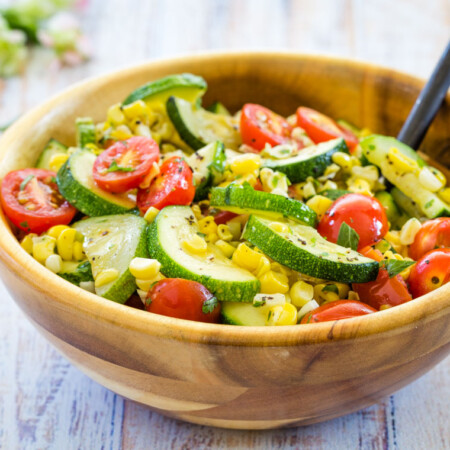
424 199 435 209
19 221 29 229
322 284 339 294
105 160 135 173
202 296 218 314
337 222 359 251
19 174 34 190
380 259 415 278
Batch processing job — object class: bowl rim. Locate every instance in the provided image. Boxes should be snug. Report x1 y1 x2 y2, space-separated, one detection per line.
0 50 449 347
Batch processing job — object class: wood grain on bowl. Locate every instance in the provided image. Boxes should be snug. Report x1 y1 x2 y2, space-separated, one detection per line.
0 53 449 430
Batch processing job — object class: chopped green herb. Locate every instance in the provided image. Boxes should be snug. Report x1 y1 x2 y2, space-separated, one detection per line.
105 160 135 173
19 175 34 190
322 284 339 294
337 222 359 251
380 259 415 278
424 199 434 209
19 221 29 228
202 296 218 314
196 232 206 238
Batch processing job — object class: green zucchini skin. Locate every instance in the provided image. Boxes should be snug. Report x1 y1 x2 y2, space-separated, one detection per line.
147 206 260 302
76 117 96 148
263 138 348 183
57 149 134 217
123 73 207 105
207 101 231 116
210 184 317 227
242 215 379 283
35 139 67 170
221 301 267 326
320 189 351 201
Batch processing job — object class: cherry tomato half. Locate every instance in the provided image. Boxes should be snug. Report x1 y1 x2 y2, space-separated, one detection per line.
296 107 359 152
408 248 450 298
409 218 450 261
93 136 160 193
137 156 195 213
318 193 388 250
213 210 238 225
240 103 292 151
300 300 376 324
0 168 77 234
145 278 221 323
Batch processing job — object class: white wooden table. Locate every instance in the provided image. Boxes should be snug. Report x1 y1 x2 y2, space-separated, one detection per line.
0 1 449 448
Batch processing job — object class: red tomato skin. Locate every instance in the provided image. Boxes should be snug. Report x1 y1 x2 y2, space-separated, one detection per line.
240 103 292 151
353 268 412 310
93 136 160 193
409 218 450 261
1 168 76 234
300 300 376 324
145 278 221 323
408 248 450 298
137 157 195 214
317 193 388 250
213 210 238 225
296 107 359 152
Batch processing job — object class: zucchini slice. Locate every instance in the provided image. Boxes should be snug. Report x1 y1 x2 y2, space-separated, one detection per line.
148 206 260 302
58 260 93 286
221 301 267 326
361 135 449 218
73 214 148 303
123 73 207 106
210 183 317 227
207 101 231 116
242 215 379 283
35 139 68 170
57 148 135 216
187 141 226 201
166 96 241 150
76 117 96 148
263 138 348 183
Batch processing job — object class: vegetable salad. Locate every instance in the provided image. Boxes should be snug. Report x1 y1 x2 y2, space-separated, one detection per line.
1 73 449 326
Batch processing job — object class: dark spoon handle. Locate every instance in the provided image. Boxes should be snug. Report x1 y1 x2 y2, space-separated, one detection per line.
397 40 450 149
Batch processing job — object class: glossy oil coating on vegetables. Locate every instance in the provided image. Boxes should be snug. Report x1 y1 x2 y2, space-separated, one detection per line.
1 73 449 326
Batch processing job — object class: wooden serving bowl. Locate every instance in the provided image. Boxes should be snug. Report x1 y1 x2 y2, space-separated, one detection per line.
0 53 449 430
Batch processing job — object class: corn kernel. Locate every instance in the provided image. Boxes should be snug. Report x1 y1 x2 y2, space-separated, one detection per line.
48 153 69 172
107 103 126 126
136 273 164 291
32 235 56 263
348 291 360 301
385 230 401 246
438 187 450 203
134 123 151 137
226 220 242 240
270 262 291 277
139 162 160 189
387 147 418 173
45 254 62 273
400 265 413 280
230 153 261 175
253 293 286 307
290 280 314 308
129 257 161 280
20 233 37 254
323 163 341 177
255 256 271 278
217 224 233 241
302 181 316 199
110 125 133 141
319 180 338 192
122 100 149 120
80 281 95 293
269 222 290 234
297 299 320 322
259 270 289 294
95 269 119 288
198 216 217 235
47 225 70 239
335 282 350 299
348 178 372 195
321 290 340 303
191 204 203 221
418 167 444 192
380 304 392 311
332 151 352 170
137 289 148 303
306 195 333 220
399 218 422 246
182 234 208 255
143 206 160 223
430 167 447 186
351 165 379 186
232 243 262 271
72 241 84 261
214 239 235 258
266 303 298 326
205 232 219 244
56 228 77 261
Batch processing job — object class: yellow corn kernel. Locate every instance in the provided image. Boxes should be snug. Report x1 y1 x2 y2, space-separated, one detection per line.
72 241 84 261
290 280 314 308
359 127 372 138
56 228 77 261
129 257 161 280
217 224 233 241
139 162 160 189
301 181 316 199
399 265 413 281
137 289 148 303
259 270 289 294
226 220 242 240
32 235 56 263
253 293 286 307
20 233 37 254
266 303 298 326
334 282 350 299
321 290 340 303
289 183 304 200
383 250 403 261
143 206 160 223
255 256 271 278
95 269 119 288
385 230 401 246
380 304 392 311
214 239 235 258
306 195 333 220
110 125 133 141
107 103 126 126
399 218 422 246
348 291 360 301
198 216 218 235
182 234 208 255
134 123 151 137
230 153 261 175
270 262 291 277
297 299 320 322
79 281 95 293
418 167 444 192
136 273 165 291
351 165 379 186
232 243 262 271
323 163 341 177
205 232 219 244
438 187 450 204
319 180 338 192
387 147 418 173
48 153 69 172
269 222 290 234
122 100 149 120
191 204 203 221
47 225 71 239
45 254 62 273
430 167 447 186
332 151 352 170
348 178 372 195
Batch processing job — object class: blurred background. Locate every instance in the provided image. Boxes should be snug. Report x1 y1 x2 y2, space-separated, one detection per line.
0 1 449 449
